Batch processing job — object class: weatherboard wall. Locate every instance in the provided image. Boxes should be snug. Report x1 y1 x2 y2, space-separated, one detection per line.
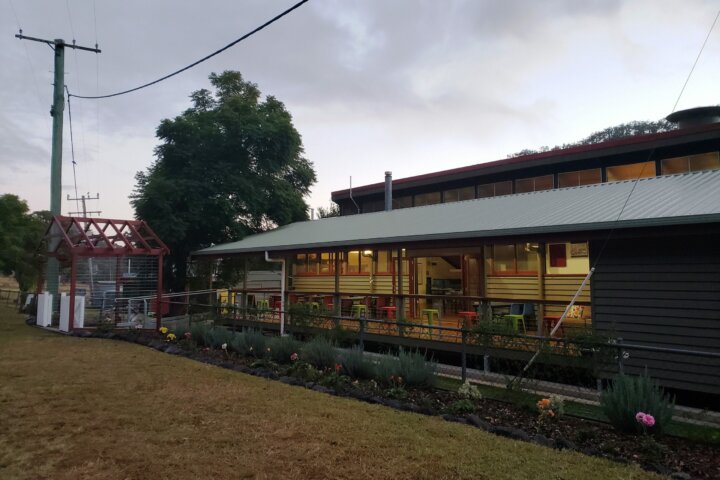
590 232 720 394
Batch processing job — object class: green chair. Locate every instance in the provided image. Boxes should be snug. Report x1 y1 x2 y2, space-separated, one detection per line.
502 303 533 334
421 308 440 337
351 304 367 318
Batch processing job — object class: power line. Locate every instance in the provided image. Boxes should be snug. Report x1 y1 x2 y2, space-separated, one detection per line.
672 8 720 113
69 0 310 100
65 85 81 214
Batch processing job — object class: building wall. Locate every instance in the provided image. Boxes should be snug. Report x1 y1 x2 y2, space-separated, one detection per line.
591 232 720 394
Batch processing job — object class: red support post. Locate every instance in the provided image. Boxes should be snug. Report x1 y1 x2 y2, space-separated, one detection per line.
69 255 77 331
155 253 163 330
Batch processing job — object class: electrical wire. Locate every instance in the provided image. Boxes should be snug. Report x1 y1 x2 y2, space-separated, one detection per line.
671 8 720 113
69 0 310 100
65 85 81 215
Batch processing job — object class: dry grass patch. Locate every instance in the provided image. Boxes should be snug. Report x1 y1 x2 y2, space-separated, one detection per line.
0 306 659 480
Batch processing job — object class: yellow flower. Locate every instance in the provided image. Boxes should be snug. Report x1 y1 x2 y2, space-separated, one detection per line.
159 327 168 334
166 333 176 341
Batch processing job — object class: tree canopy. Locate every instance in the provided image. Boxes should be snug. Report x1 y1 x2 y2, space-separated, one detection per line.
132 71 316 290
508 119 676 158
0 194 49 291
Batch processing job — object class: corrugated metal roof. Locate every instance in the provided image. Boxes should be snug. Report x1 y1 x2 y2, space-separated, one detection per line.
194 170 720 256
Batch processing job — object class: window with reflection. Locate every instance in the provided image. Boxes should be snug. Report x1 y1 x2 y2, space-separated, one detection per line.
477 181 512 198
392 195 413 209
661 152 720 175
443 186 475 203
606 161 656 182
515 175 554 193
558 168 602 188
414 191 442 206
342 251 371 274
489 243 538 275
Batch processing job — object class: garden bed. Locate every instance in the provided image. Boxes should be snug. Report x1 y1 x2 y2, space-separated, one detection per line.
76 326 720 479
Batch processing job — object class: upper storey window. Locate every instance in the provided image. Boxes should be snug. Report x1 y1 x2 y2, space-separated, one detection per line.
661 152 720 175
558 168 602 188
478 181 512 198
606 161 655 182
515 175 554 193
443 186 475 203
414 191 441 206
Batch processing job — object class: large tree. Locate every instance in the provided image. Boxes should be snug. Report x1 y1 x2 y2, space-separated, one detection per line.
132 71 316 290
0 194 49 292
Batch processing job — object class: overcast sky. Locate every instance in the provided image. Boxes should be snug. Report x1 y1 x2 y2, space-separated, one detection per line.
1 0 719 219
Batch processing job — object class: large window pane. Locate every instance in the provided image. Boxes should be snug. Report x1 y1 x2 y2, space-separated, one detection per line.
443 186 475 203
534 175 554 191
319 253 334 274
493 245 515 273
377 250 391 273
662 152 720 175
514 178 534 194
346 251 360 273
606 161 655 182
360 251 371 273
495 181 512 196
477 183 494 198
559 169 602 188
295 254 307 274
393 195 412 209
690 152 720 171
414 191 441 206
516 244 538 273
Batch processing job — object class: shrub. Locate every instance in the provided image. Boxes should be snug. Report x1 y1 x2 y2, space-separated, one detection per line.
207 327 234 349
244 329 267 358
301 337 337 370
458 381 483 401
228 329 266 358
600 373 675 435
339 347 376 379
266 335 302 364
397 349 436 388
446 399 476 415
189 322 212 347
375 353 401 385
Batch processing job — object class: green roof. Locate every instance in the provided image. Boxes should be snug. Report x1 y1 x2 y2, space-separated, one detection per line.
193 170 720 256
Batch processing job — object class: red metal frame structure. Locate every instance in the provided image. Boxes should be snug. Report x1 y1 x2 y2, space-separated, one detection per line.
41 216 170 331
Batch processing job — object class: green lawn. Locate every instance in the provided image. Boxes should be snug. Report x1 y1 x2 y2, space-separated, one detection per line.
0 306 658 480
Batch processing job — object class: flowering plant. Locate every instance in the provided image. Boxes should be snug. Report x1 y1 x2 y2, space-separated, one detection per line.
159 326 168 334
334 363 343 373
166 333 176 342
290 352 299 362
537 396 564 420
458 381 482 401
635 411 656 430
184 332 192 339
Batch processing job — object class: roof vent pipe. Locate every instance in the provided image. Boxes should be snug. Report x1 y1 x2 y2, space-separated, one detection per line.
384 171 392 212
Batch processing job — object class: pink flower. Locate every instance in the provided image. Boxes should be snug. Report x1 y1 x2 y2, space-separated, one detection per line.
643 414 656 427
335 363 342 372
290 352 298 361
635 412 646 423
184 332 192 339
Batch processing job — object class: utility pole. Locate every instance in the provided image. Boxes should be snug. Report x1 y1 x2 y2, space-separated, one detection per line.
16 32 100 299
67 192 101 217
